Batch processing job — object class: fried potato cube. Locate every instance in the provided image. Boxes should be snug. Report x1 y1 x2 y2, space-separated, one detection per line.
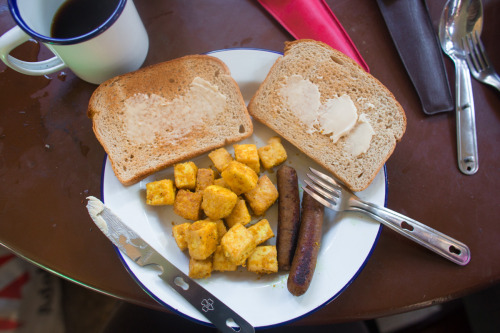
189 257 213 279
213 177 230 189
146 179 175 205
247 246 278 274
268 137 281 144
221 161 258 195
244 175 279 215
225 199 251 228
196 168 215 192
258 137 287 169
212 245 237 272
186 221 218 260
221 224 257 266
248 219 274 245
210 219 227 243
208 148 233 172
173 190 203 220
201 185 238 220
174 162 198 190
172 222 192 251
234 144 260 174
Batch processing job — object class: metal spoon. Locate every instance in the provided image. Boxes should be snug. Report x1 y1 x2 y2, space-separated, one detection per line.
439 0 482 175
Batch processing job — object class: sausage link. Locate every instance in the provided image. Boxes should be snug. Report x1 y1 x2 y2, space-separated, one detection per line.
287 189 324 296
276 165 301 271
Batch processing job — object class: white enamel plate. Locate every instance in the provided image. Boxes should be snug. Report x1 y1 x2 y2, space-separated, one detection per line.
102 49 386 329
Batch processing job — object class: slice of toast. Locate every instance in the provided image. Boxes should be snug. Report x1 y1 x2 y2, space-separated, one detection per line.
248 40 406 192
88 55 253 185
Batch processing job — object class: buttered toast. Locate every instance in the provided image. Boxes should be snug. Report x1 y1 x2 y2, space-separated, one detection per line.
248 40 406 191
88 55 253 185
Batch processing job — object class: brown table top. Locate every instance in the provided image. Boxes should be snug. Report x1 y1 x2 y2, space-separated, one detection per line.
1 0 499 326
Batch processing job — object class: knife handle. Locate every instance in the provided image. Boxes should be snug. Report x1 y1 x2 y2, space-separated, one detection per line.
455 57 479 175
257 0 369 71
148 253 254 333
376 0 454 114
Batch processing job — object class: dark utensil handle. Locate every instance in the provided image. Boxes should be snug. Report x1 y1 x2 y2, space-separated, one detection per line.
376 0 454 114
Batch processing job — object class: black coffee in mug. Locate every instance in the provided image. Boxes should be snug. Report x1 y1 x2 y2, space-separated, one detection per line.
51 0 120 39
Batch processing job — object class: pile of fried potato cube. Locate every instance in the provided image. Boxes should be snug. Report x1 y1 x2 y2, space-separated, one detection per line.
145 137 288 279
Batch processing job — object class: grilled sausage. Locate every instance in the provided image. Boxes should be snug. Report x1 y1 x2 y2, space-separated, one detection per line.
276 165 301 271
287 189 324 296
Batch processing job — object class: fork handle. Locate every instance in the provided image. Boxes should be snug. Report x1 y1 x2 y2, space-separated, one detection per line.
350 201 471 266
455 57 479 175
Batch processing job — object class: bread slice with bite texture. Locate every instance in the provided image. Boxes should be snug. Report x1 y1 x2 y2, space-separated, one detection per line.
88 55 253 185
248 39 406 192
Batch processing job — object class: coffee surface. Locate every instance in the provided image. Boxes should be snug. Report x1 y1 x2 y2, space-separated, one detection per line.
50 0 120 39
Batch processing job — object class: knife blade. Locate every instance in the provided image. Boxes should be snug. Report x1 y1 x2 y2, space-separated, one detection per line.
86 196 254 333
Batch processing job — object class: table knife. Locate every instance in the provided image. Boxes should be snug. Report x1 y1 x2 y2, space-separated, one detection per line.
86 196 254 333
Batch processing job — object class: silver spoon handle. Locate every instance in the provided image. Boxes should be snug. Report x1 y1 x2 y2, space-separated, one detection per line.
455 57 479 175
350 200 471 266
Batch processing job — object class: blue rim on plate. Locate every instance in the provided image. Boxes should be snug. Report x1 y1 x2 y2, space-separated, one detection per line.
101 153 385 330
7 0 127 45
100 48 386 329
206 47 283 56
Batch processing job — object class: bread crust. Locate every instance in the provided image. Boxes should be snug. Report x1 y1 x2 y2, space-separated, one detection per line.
88 55 253 185
248 39 406 192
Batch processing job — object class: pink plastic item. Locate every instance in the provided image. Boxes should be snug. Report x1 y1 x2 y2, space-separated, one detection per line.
258 0 369 72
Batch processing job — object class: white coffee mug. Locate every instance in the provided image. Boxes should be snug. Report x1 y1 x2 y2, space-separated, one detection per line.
0 0 149 84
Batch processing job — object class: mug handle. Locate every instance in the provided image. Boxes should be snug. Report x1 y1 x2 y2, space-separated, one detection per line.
0 26 66 75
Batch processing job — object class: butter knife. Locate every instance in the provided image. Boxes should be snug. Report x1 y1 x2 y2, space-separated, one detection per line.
86 196 254 333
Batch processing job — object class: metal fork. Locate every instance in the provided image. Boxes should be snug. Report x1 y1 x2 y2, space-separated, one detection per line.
462 31 500 92
303 168 471 266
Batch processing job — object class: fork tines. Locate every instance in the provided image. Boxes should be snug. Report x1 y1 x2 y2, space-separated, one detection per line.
463 31 490 74
302 168 343 210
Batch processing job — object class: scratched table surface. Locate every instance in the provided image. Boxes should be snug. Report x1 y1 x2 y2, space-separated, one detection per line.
1 0 499 326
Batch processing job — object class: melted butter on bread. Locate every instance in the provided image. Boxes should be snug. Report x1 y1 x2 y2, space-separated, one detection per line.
279 74 372 155
318 95 358 143
345 114 375 156
124 77 226 145
279 75 320 133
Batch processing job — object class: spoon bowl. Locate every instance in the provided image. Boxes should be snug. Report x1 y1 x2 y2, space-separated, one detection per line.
440 0 483 57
